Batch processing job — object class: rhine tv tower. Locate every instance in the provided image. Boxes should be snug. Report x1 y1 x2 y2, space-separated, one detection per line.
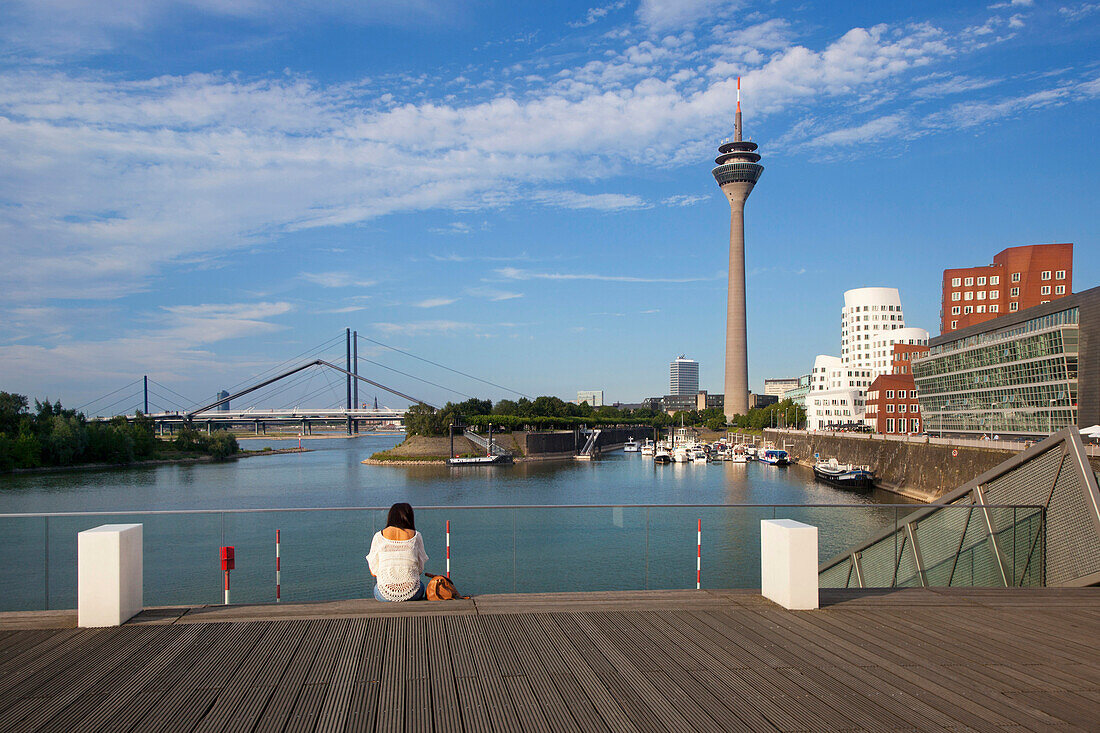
712 77 764 420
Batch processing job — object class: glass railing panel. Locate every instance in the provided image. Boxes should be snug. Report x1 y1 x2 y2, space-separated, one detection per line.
646 506 772 590
0 516 46 611
414 507 516 596
221 509 383 604
818 557 853 589
513 507 648 593
950 509 1002 587
45 512 223 609
912 506 971 587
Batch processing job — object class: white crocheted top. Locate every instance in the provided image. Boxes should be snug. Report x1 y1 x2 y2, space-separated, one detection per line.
366 530 428 601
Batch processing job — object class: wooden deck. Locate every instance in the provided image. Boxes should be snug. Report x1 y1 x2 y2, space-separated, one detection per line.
1 588 1098 731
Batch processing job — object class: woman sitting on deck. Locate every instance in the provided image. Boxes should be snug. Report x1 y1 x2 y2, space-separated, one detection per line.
367 502 429 602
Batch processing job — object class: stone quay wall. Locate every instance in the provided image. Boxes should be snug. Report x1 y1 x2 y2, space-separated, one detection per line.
763 429 1027 502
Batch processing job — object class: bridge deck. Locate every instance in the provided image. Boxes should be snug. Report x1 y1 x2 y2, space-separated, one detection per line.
1 588 1098 731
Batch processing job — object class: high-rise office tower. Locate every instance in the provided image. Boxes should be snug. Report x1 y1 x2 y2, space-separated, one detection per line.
712 77 763 420
669 356 699 396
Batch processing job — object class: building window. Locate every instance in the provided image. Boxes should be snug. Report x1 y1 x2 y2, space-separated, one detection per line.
1009 303 1018 312
951 277 961 287
977 277 986 286
1055 285 1065 294
977 305 985 313
990 305 999 313
964 292 973 301
886 390 894 399
990 290 999 299
887 419 894 433
912 404 919 413
952 292 961 301
964 306 973 314
951 320 958 329
899 404 906 413
1010 287 1019 297
951 306 960 315
898 390 906 398
1012 272 1021 282
1041 285 1051 295
911 418 920 432
990 276 999 285
964 277 973 286
1041 270 1052 280
1056 270 1066 280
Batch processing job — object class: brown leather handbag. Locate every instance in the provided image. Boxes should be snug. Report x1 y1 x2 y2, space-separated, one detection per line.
424 573 469 600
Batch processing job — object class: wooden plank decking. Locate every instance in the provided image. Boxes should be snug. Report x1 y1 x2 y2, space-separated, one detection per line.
0 588 1098 731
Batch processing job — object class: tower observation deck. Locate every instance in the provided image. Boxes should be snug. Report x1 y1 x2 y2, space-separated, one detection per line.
712 77 764 420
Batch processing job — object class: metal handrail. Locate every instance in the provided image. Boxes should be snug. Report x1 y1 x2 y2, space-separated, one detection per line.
0 503 1044 519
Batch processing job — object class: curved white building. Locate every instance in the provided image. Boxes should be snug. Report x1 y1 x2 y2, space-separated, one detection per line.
807 287 928 430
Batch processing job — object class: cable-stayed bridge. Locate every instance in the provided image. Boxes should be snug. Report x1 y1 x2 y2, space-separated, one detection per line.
79 329 529 434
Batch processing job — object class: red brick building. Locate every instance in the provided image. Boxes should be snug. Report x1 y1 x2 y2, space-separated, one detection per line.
890 343 929 376
866 344 929 434
940 243 1073 334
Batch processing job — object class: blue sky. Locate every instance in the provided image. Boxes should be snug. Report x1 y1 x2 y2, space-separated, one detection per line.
1 0 1097 413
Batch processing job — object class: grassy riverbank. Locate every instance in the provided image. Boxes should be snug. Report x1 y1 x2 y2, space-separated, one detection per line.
7 446 309 475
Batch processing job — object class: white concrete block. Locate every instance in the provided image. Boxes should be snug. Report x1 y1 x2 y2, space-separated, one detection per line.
761 519 818 610
78 523 143 627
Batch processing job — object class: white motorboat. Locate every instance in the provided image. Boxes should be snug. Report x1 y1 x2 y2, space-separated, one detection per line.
641 439 655 456
623 437 640 452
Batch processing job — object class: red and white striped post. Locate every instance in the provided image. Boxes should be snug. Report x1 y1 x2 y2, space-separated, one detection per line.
275 529 282 602
445 520 451 578
696 519 702 589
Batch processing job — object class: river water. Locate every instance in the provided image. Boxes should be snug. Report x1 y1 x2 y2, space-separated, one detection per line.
0 435 917 610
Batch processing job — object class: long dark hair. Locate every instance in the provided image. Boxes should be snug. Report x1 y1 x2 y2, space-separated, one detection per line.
386 502 416 531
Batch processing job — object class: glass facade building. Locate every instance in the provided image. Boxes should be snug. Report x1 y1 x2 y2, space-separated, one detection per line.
914 287 1099 437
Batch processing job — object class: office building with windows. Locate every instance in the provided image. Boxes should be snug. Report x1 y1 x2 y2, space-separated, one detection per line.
763 378 799 397
669 356 700 396
866 344 929 435
806 287 929 430
914 285 1099 437
941 243 1073 334
576 390 604 407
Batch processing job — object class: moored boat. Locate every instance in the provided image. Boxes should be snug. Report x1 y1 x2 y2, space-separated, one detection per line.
623 437 640 452
813 458 874 488
447 454 513 466
759 449 792 466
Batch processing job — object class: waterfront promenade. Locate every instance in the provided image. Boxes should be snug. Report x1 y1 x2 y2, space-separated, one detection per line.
1 588 1098 731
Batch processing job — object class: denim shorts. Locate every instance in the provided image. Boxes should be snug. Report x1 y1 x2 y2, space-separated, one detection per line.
373 582 425 602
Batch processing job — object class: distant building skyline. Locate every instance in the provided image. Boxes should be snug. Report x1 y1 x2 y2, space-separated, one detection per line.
806 287 929 431
576 390 604 407
669 356 699 396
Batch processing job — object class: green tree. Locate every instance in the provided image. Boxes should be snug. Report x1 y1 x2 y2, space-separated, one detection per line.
0 391 28 435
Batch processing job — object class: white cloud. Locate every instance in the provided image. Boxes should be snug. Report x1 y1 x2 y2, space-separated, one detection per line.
532 189 651 211
0 16 1091 305
569 1 627 28
465 286 523 301
372 320 476 336
414 297 457 308
662 193 710 206
300 272 377 288
496 267 712 283
0 299 293 394
1059 3 1100 20
430 222 473 235
1 0 454 54
637 0 741 31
